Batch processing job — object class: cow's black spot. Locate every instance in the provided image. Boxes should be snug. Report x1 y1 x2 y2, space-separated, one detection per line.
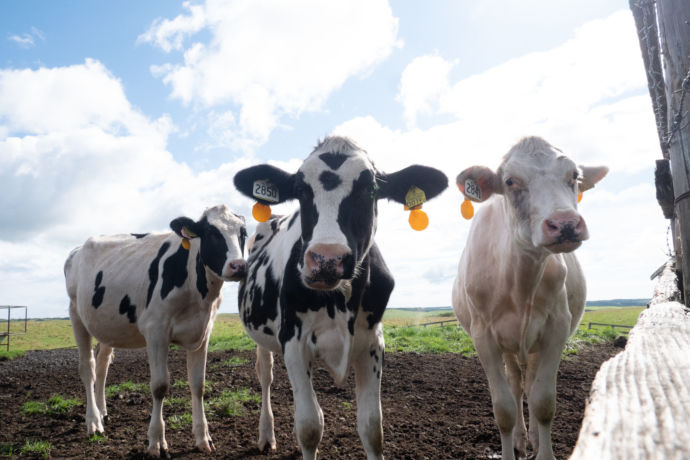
361 243 394 329
131 233 149 239
161 243 189 300
270 219 279 232
263 326 274 336
311 332 317 344
119 295 137 323
198 220 228 277
377 370 381 380
319 170 342 191
319 152 349 170
147 242 170 307
239 226 247 256
243 263 280 331
196 251 208 299
337 170 377 276
295 174 318 245
348 316 355 336
288 211 300 230
92 271 105 308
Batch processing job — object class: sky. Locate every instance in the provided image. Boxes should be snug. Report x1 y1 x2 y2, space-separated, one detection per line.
0 0 669 318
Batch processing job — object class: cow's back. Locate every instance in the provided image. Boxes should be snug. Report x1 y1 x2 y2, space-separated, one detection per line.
67 233 170 348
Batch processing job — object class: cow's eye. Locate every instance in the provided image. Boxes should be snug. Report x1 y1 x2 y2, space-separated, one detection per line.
505 178 514 187
572 171 579 180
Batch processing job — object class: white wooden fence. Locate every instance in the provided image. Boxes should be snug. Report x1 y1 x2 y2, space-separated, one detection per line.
570 261 690 459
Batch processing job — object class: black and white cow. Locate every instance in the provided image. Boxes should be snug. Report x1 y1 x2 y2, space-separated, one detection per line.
64 204 247 457
233 136 448 459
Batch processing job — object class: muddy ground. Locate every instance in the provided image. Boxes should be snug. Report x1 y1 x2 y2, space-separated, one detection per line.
0 343 618 459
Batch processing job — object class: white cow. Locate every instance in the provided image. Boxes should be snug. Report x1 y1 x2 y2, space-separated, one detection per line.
452 137 607 460
65 205 247 457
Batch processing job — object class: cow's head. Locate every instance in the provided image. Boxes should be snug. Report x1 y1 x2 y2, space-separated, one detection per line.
457 137 607 253
234 136 448 290
170 204 248 281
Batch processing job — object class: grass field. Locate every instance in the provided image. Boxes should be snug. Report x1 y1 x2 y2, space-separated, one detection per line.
0 306 643 359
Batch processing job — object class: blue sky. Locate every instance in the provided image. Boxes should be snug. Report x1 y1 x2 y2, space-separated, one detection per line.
1 0 667 318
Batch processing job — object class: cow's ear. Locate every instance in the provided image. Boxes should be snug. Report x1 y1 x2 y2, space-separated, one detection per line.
376 165 448 204
456 166 500 202
579 165 608 192
170 217 202 239
234 164 296 204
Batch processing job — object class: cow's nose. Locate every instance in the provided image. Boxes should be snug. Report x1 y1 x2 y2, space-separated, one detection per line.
542 212 586 241
305 243 350 277
225 259 247 279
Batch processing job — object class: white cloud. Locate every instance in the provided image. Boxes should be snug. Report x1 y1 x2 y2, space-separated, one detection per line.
137 1 207 53
8 34 35 48
397 54 456 128
8 26 45 49
333 10 667 308
0 60 255 317
141 0 401 149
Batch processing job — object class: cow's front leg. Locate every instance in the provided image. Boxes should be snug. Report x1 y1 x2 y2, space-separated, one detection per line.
146 338 170 457
474 331 517 460
70 312 103 435
352 324 385 460
187 340 214 453
504 353 527 457
256 346 276 451
94 344 113 422
526 332 566 460
284 340 322 460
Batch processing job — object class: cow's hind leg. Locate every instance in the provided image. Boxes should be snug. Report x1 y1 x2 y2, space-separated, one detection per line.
284 341 322 460
146 337 170 457
256 346 276 451
70 309 103 435
94 344 113 421
474 331 517 460
353 325 385 460
187 340 214 453
505 353 527 457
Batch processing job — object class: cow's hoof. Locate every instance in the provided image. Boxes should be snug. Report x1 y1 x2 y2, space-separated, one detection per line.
258 437 277 452
196 438 214 453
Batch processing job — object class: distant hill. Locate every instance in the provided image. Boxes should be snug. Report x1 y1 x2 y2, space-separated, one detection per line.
586 299 650 307
390 299 650 311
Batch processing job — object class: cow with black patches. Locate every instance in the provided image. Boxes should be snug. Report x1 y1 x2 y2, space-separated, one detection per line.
233 136 448 460
65 205 247 457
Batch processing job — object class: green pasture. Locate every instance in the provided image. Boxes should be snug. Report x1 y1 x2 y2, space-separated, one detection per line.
0 306 643 360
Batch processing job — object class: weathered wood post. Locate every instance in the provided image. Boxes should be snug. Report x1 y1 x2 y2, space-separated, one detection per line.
632 0 690 305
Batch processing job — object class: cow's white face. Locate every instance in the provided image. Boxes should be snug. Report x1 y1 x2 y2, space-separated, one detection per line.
170 204 247 281
294 139 378 289
233 135 449 291
457 137 608 254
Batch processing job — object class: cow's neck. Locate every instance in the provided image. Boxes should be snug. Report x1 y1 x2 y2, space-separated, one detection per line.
504 234 552 310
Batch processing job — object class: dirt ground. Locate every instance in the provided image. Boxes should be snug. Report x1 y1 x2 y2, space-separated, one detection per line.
0 343 618 459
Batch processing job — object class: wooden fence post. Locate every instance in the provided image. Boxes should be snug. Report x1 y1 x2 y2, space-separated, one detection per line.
652 0 690 305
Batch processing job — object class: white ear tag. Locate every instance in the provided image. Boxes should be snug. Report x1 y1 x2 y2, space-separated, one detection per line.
464 178 482 201
253 179 279 203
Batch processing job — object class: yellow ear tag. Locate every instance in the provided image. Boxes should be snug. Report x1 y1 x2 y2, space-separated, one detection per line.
181 238 191 250
577 191 583 203
461 199 474 220
405 186 428 231
252 202 272 222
